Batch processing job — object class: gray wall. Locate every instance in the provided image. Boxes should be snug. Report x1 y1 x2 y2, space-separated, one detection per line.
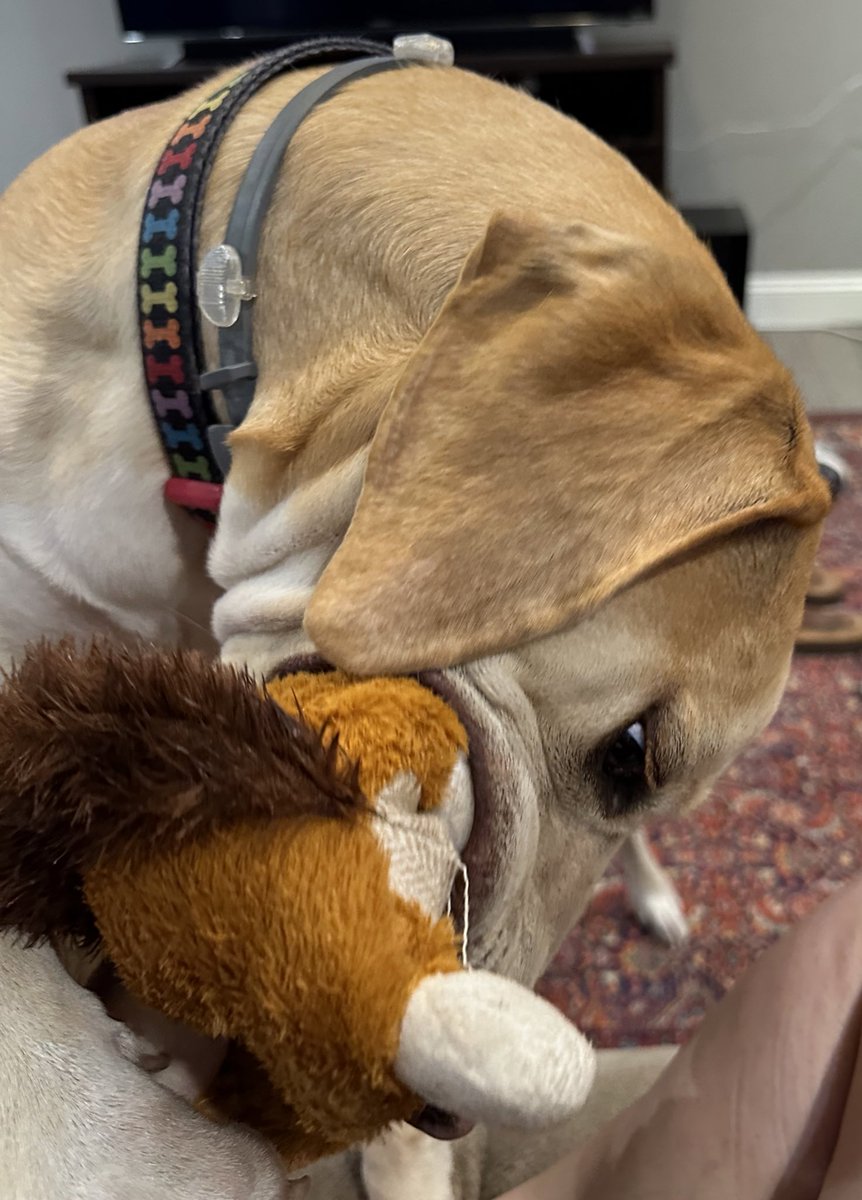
649 0 862 272
0 0 174 194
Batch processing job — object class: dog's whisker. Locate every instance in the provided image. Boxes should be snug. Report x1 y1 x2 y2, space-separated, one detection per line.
157 606 214 641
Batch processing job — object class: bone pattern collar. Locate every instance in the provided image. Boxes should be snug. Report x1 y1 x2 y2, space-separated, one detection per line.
137 36 401 525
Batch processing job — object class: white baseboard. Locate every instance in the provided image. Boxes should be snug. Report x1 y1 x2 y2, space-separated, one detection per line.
746 271 862 332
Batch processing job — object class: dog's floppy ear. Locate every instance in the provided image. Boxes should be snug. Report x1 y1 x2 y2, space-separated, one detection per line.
306 214 830 674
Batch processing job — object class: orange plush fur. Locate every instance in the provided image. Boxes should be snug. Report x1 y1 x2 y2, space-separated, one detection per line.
266 671 468 810
83 669 468 1166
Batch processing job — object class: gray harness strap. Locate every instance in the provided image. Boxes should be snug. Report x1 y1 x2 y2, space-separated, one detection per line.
199 53 405 471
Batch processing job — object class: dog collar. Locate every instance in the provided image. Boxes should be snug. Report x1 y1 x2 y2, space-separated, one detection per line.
137 34 454 524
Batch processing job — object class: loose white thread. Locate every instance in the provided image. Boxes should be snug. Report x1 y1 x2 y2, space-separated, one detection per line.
373 800 472 966
458 860 471 969
447 859 471 969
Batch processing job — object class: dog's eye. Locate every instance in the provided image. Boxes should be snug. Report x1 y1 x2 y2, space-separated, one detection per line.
601 720 647 815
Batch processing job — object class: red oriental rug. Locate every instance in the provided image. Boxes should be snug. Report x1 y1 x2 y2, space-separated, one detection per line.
537 416 862 1048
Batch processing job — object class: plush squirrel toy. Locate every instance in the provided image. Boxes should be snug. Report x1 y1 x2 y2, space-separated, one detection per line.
0 642 594 1168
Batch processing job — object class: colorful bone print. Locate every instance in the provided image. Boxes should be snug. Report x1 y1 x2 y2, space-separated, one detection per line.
137 73 245 520
137 37 392 522
142 319 181 350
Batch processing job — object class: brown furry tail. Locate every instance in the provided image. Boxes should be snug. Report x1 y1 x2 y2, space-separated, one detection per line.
0 640 365 948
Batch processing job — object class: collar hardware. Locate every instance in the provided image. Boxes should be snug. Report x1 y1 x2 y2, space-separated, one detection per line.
393 33 456 65
198 244 256 328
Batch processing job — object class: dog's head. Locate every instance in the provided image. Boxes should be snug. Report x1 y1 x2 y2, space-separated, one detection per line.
213 214 829 981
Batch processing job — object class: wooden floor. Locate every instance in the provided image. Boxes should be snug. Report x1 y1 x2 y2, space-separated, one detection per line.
765 329 862 415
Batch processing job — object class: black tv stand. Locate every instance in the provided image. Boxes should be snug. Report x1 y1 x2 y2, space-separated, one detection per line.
68 38 673 190
177 35 369 63
179 25 584 62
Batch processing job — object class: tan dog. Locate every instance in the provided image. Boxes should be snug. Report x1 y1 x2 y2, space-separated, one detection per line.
0 55 828 1199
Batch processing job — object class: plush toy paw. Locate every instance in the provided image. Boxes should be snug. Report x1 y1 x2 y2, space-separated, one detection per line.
395 971 596 1129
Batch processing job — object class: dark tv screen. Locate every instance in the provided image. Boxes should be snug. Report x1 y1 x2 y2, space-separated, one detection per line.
118 1 652 36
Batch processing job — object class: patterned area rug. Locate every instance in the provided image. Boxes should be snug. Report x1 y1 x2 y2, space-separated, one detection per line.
536 415 862 1048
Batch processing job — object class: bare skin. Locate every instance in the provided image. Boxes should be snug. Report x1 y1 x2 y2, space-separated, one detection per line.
499 875 862 1200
